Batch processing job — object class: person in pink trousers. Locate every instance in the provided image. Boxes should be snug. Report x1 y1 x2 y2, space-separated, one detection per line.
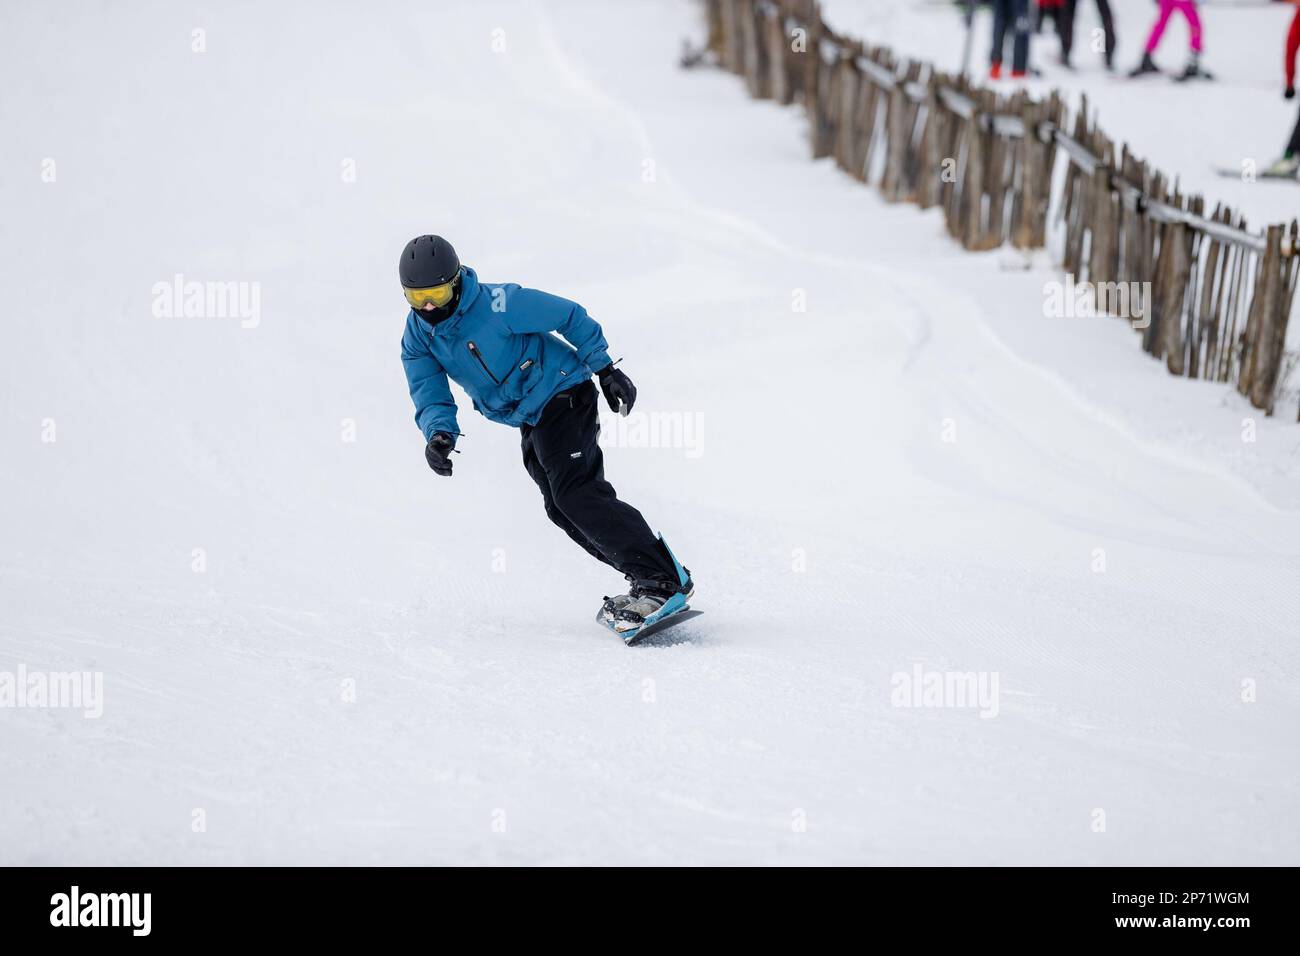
1130 0 1208 80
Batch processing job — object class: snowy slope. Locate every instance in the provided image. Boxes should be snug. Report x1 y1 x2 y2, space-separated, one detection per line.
1 0 1298 865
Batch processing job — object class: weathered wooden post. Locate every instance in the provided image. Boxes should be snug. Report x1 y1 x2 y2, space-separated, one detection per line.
1087 159 1117 297
959 97 987 250
704 0 725 58
763 4 790 104
719 0 744 73
858 48 890 183
1193 207 1226 380
833 52 862 178
1247 226 1288 411
738 0 767 98
881 60 911 202
916 73 944 210
1010 97 1039 249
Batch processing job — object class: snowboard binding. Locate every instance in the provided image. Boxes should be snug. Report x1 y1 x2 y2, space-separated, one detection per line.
598 535 696 645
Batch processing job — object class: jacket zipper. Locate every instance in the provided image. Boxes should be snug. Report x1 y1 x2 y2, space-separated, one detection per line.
468 342 535 386
467 341 502 385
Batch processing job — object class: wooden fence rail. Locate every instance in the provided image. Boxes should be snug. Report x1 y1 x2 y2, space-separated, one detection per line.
701 0 1300 418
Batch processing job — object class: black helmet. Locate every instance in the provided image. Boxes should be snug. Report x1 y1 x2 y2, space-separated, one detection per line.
400 235 459 288
400 235 463 318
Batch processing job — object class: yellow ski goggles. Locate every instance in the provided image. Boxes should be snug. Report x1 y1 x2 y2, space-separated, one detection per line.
403 273 459 310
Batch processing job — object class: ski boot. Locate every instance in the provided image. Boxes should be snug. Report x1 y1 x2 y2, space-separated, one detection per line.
1177 52 1210 82
1129 53 1158 78
1262 155 1299 178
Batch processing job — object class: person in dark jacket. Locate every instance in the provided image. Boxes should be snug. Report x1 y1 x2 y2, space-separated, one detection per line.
398 235 693 633
991 0 1032 78
1057 0 1117 70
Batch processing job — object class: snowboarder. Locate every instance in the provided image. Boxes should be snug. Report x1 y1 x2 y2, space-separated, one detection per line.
1130 0 1206 80
1263 1 1300 177
397 236 694 636
990 0 1032 79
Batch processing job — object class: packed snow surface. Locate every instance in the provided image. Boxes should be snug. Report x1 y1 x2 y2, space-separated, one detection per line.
1 0 1297 864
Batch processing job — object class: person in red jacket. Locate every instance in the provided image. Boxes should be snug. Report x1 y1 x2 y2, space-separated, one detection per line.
1265 2 1300 176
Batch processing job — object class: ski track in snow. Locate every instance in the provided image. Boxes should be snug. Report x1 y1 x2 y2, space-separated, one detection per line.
1 0 1297 865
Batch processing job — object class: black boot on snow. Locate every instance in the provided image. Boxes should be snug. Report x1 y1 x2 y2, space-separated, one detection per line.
1176 53 1212 82
1129 53 1158 78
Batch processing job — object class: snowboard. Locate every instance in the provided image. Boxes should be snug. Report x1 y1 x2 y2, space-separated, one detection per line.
598 606 703 646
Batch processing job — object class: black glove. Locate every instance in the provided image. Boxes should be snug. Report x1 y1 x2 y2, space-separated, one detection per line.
424 432 455 477
597 364 636 415
1286 85 1296 101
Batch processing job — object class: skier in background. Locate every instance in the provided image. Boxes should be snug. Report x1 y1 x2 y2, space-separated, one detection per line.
1057 0 1117 71
1130 0 1207 80
397 235 693 634
1264 0 1300 176
990 0 1032 79
1035 0 1067 61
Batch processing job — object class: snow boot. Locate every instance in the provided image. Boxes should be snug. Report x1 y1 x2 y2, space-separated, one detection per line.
613 586 675 634
610 537 694 636
1128 53 1158 78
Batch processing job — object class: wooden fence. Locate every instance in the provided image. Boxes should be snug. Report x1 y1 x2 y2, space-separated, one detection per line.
700 0 1300 417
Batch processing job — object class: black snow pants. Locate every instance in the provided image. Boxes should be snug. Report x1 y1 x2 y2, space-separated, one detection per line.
520 380 679 591
991 0 1031 73
1287 104 1300 159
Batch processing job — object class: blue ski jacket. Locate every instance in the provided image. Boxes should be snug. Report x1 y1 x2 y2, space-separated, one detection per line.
400 267 612 440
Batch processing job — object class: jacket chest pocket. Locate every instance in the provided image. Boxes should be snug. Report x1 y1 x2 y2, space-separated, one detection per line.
465 338 537 397
465 340 505 385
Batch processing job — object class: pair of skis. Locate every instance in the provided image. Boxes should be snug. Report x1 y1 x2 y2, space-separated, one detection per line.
1212 167 1299 184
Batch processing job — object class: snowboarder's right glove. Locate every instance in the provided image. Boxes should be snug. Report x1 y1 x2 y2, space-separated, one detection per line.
1287 85 1296 101
424 432 455 477
597 364 636 415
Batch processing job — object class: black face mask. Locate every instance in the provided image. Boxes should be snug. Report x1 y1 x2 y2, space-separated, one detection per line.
416 302 455 326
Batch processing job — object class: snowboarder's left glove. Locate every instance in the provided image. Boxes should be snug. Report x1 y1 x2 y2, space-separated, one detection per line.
597 364 636 415
1287 85 1296 101
424 432 456 477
